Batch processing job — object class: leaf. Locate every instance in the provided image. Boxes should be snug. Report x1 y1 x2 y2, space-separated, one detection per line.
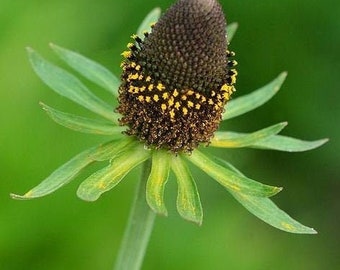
220 161 317 234
40 102 125 136
27 47 119 124
171 155 203 225
50 43 120 96
226 22 238 43
137 8 161 38
223 72 287 120
146 150 171 216
186 150 282 197
251 135 329 152
232 192 317 234
10 139 131 200
77 143 151 201
210 122 287 148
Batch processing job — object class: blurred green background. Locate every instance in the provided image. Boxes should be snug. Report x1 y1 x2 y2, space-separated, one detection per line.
1 0 339 269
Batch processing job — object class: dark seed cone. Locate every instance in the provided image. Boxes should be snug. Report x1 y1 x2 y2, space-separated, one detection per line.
117 0 237 153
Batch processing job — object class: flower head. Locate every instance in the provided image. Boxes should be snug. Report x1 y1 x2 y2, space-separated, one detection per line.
11 0 327 233
117 0 237 153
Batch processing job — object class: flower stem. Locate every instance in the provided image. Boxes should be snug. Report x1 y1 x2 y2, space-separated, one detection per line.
114 159 156 270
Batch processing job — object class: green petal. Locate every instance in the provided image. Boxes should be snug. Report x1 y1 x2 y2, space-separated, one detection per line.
40 102 125 136
232 192 317 234
221 161 317 234
171 155 203 225
137 8 161 38
226 22 238 43
50 43 120 96
210 122 287 148
251 135 329 152
27 47 119 124
146 150 171 216
10 139 131 200
186 150 282 197
77 143 151 201
223 72 287 120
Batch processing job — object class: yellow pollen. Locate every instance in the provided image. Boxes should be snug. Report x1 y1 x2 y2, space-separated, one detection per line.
187 90 194 95
128 85 134 93
135 65 141 71
208 99 214 105
195 93 201 99
121 51 131 58
231 69 238 84
146 76 151 82
129 73 139 80
221 84 230 91
169 109 175 119
138 74 144 80
162 92 169 99
195 104 201 110
161 104 167 111
145 96 151 103
131 62 136 68
153 95 159 102
187 101 194 108
168 97 174 106
181 95 187 101
148 84 154 91
140 86 146 92
182 107 188 115
201 96 206 102
133 87 140 94
173 89 179 97
175 102 181 109
211 91 216 97
157 83 165 91
138 95 144 102
127 43 134 48
223 92 230 100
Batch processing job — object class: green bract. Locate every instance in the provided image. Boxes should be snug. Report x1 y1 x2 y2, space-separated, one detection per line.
11 8 327 234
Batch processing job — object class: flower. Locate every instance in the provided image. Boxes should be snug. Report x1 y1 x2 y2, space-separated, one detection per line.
11 0 327 233
117 0 237 153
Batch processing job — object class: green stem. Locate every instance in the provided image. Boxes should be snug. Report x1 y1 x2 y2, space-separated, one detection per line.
114 159 156 270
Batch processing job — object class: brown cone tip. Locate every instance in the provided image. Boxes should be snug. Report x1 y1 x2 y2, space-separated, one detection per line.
117 0 237 153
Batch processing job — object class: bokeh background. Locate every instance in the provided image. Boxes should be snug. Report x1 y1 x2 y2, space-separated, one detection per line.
1 0 339 269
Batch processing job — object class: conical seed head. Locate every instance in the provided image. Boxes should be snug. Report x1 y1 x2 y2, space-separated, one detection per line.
141 0 227 92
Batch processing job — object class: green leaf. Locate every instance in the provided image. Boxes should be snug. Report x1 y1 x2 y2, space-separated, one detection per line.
50 43 120 96
146 150 171 216
137 8 161 38
232 192 317 234
40 102 125 136
77 143 151 201
171 155 203 225
226 22 238 43
27 47 119 124
223 72 287 120
221 161 317 234
210 122 287 148
251 135 329 152
10 139 131 200
186 150 282 197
